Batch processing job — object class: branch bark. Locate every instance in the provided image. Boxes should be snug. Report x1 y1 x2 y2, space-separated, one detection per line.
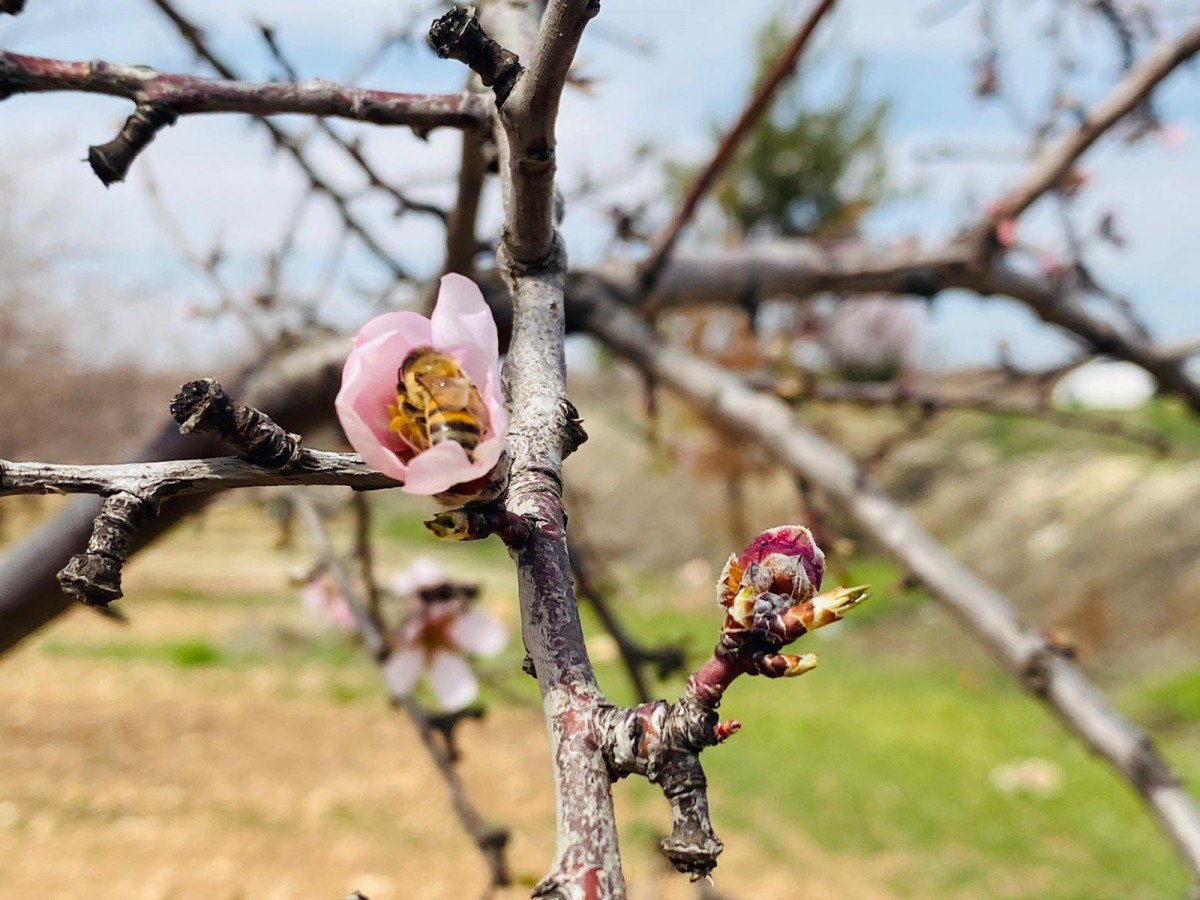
593 242 1200 414
291 492 512 890
432 3 626 895
0 51 487 131
0 337 347 654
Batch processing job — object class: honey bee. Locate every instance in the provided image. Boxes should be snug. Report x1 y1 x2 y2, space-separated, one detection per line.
389 347 490 461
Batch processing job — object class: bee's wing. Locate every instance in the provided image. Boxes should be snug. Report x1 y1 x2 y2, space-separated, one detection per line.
414 370 492 434
416 372 474 409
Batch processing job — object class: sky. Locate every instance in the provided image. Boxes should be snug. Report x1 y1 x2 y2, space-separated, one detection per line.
2 0 1199 370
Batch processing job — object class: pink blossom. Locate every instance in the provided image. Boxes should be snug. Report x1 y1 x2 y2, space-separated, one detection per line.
388 557 448 598
995 218 1017 248
300 573 356 632
382 598 508 711
1158 124 1187 149
335 274 508 496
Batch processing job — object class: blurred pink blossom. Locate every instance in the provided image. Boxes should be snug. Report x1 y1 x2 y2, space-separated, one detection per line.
1159 124 1188 149
388 557 448 598
382 597 507 711
822 297 921 382
300 573 356 632
335 274 507 496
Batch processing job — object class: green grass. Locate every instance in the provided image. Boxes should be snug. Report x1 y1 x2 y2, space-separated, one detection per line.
586 603 1198 899
1132 667 1200 729
964 398 1200 460
40 632 376 673
41 637 251 669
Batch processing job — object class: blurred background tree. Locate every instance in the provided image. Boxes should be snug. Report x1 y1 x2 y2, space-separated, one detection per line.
670 10 892 241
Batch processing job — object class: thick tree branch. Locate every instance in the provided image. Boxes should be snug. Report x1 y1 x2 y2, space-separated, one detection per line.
640 0 837 291
433 3 619 896
593 242 1200 414
583 293 1200 887
0 336 349 652
0 453 397 499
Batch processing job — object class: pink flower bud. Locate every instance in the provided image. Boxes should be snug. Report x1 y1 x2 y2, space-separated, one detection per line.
334 274 508 496
737 525 825 601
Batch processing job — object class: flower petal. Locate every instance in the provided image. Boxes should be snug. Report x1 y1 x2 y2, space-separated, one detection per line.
400 440 477 496
430 274 498 385
428 651 478 711
389 557 446 597
353 310 431 348
382 647 424 699
300 579 327 616
449 609 507 657
336 328 434 480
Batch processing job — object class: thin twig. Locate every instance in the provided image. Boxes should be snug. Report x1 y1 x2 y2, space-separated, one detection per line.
291 491 511 890
977 19 1200 236
639 0 838 291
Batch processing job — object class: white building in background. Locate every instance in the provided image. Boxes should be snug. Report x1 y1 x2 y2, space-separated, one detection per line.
1052 360 1156 410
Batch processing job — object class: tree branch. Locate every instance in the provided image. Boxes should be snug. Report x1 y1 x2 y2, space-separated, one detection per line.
146 0 425 279
0 51 487 132
291 492 512 891
592 242 1200 414
583 292 1200 887
432 3 620 895
976 19 1200 238
0 453 397 499
255 25 450 224
771 377 1170 453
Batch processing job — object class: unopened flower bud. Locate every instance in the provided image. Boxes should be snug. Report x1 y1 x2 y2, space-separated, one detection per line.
737 525 824 604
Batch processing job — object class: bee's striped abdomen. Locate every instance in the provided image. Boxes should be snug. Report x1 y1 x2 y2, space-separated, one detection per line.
427 407 482 459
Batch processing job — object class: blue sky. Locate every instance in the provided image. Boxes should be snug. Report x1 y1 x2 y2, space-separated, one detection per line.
2 0 1199 369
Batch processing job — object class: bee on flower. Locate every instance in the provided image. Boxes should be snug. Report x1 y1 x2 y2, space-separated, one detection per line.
335 274 507 496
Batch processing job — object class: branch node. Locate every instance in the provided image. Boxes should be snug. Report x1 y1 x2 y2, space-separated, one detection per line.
57 492 155 607
560 398 588 456
170 378 303 468
87 102 177 187
428 6 524 106
423 503 533 546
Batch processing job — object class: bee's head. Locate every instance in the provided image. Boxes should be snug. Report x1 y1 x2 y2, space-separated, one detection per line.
398 346 436 385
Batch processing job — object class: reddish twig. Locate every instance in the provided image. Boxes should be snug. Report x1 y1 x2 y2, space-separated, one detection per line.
0 51 487 132
639 0 838 291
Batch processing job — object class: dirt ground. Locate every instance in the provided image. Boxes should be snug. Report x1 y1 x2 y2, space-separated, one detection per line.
0 504 904 900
